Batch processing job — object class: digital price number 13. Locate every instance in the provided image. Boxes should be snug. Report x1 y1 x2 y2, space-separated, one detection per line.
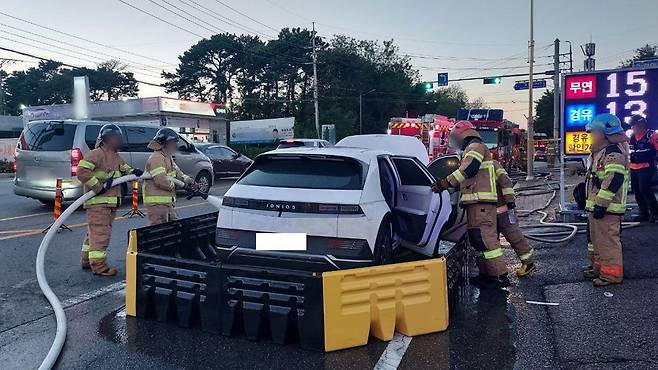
605 71 648 123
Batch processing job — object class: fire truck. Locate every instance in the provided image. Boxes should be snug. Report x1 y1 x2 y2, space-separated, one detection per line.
457 109 521 170
387 115 455 161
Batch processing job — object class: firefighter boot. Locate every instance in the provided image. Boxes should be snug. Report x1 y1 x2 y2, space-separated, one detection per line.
583 268 599 280
81 252 90 270
517 262 537 277
593 277 622 287
90 259 117 276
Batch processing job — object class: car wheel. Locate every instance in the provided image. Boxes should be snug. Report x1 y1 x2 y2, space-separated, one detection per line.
373 215 393 265
195 171 212 193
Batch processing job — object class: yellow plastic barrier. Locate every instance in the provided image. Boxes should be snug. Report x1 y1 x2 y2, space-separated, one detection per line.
322 258 449 352
125 229 138 317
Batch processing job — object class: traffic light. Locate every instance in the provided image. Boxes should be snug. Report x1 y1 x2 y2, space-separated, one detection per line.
483 76 502 85
423 82 433 91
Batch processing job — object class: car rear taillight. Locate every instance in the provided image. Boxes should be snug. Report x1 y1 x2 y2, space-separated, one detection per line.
71 148 83 176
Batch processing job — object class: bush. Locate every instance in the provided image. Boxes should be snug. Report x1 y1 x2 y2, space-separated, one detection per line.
229 144 277 159
0 159 14 173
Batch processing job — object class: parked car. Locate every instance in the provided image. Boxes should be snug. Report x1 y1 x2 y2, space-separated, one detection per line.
194 144 252 178
277 139 331 149
216 134 466 269
13 120 214 203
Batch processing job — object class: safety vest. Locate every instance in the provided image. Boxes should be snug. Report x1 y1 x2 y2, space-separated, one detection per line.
142 167 178 205
629 130 656 166
82 168 123 207
459 159 498 204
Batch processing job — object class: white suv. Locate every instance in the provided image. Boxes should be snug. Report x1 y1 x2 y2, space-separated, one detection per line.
216 135 466 268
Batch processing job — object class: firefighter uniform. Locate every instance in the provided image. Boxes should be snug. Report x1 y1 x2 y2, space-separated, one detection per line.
440 121 508 285
77 138 133 275
584 114 630 286
629 115 658 221
143 143 194 225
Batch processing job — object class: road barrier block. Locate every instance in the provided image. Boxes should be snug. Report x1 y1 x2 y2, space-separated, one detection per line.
322 259 448 351
127 213 456 352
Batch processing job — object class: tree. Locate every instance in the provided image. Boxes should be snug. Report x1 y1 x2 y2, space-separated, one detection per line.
533 89 554 137
620 44 658 68
84 60 138 101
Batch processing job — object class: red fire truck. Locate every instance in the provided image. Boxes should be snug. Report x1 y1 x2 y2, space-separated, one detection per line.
457 109 522 170
388 115 456 161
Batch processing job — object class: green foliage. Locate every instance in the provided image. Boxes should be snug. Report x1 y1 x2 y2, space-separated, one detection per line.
620 44 658 68
164 30 481 141
1 60 138 115
0 159 14 173
533 89 554 137
228 143 276 159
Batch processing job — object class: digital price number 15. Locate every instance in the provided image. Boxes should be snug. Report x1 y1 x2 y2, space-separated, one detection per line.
605 71 649 123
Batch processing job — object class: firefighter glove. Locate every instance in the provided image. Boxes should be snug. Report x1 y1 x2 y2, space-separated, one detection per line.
592 205 606 219
97 178 114 195
431 179 450 193
507 202 516 210
131 168 144 177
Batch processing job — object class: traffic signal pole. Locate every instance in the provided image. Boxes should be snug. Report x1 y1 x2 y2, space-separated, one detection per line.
553 39 561 167
526 0 535 181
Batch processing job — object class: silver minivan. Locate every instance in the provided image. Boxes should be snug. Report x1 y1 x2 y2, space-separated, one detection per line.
14 120 214 203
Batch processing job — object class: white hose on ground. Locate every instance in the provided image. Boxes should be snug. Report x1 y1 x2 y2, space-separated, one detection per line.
38 173 219 369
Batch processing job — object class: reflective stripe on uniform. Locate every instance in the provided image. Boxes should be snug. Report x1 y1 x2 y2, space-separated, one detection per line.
167 170 177 177
585 199 626 214
94 170 110 180
597 189 615 201
519 248 534 261
78 159 96 170
143 195 175 204
604 164 627 174
81 243 90 252
465 151 484 162
483 248 503 260
150 166 166 176
451 169 466 183
461 192 498 202
84 196 119 206
587 243 594 252
88 250 107 260
495 168 508 178
502 187 515 196
120 163 131 172
85 177 99 188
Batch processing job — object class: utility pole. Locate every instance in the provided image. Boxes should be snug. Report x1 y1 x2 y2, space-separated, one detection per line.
359 89 376 134
553 38 561 168
311 22 320 138
526 0 535 180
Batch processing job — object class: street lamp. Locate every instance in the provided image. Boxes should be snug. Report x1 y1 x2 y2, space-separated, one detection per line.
359 89 376 135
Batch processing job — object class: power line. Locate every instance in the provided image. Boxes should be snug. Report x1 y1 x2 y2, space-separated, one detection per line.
211 0 281 33
178 0 278 39
0 25 164 78
0 11 176 67
0 46 164 87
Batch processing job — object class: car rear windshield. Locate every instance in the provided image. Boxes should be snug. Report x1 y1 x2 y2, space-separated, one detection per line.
277 141 307 148
20 121 76 151
238 155 363 190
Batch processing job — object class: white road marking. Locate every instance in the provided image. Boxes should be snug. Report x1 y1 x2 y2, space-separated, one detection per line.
60 281 126 309
374 333 413 370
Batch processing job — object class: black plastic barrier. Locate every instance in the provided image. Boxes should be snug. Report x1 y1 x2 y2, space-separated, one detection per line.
129 212 466 351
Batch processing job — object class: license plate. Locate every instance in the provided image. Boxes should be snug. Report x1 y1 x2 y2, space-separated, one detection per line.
256 233 307 251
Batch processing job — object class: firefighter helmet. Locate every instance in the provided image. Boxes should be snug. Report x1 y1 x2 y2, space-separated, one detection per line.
586 113 623 136
449 120 481 149
97 124 123 142
153 128 179 145
629 115 647 127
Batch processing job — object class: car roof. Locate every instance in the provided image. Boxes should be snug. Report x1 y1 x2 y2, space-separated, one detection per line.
263 146 388 162
280 138 325 143
28 119 110 126
336 134 430 165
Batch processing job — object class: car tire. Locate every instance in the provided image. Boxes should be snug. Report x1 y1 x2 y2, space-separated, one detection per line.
373 215 393 265
195 171 212 194
39 199 54 207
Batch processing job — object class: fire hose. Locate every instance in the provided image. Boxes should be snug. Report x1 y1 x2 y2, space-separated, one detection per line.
37 174 220 370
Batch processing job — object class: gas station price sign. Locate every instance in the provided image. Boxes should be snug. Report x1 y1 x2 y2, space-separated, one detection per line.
561 66 658 157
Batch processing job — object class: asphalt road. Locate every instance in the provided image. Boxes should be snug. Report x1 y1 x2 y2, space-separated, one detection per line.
0 176 657 370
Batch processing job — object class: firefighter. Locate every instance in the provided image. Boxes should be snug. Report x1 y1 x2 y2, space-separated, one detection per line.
77 124 142 276
583 113 630 287
493 160 536 277
433 120 509 289
628 115 658 222
143 128 198 225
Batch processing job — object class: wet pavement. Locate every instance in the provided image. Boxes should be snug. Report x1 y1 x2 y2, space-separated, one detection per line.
1 176 658 369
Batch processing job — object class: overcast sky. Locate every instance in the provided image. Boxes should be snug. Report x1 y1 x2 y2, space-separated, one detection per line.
1 0 657 125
